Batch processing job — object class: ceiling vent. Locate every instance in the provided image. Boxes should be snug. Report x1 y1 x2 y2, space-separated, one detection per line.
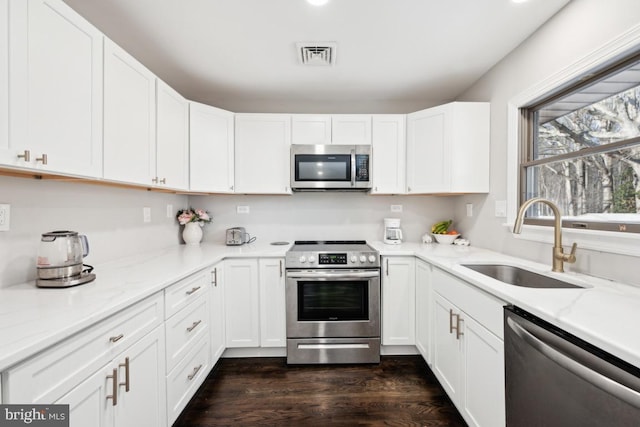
297 42 337 66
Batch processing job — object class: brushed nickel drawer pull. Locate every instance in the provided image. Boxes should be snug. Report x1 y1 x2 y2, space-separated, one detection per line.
455 315 464 340
211 268 217 286
159 178 166 184
109 334 124 343
119 357 130 392
279 260 283 277
186 320 202 332
152 177 159 184
17 150 30 162
186 286 201 295
35 153 48 165
106 368 118 406
187 364 203 381
449 309 454 334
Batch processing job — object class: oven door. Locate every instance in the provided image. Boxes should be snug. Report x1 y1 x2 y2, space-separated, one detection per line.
285 269 380 338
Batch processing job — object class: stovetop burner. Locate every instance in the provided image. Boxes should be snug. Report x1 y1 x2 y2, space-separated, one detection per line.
287 240 379 269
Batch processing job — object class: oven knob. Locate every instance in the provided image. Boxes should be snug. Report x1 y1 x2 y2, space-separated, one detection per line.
368 255 376 263
299 256 307 263
359 255 366 263
350 255 357 263
308 255 316 263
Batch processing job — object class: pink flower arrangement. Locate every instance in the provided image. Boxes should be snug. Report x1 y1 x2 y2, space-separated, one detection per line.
176 208 212 225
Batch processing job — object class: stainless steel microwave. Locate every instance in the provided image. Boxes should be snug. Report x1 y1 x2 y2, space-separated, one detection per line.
290 144 372 191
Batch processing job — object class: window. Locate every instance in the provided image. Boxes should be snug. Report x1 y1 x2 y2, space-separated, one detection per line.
521 54 640 233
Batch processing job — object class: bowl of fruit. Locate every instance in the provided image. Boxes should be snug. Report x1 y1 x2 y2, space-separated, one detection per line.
431 220 461 244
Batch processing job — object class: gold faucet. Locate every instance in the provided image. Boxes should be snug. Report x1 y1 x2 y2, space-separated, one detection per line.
513 197 577 272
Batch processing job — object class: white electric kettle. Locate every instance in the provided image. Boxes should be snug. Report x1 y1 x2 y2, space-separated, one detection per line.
36 230 95 287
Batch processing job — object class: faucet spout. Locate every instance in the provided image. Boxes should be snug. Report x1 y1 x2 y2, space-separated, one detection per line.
513 197 577 273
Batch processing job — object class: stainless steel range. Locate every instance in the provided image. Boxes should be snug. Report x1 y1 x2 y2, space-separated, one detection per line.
285 240 381 364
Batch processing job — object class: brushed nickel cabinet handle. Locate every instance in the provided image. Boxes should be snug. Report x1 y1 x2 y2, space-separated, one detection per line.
119 357 130 392
36 153 47 165
186 286 201 295
159 178 166 184
187 364 203 381
109 334 124 343
17 150 30 162
455 315 464 340
152 177 158 184
230 185 234 190
279 260 283 277
385 258 389 276
106 368 118 406
449 309 454 334
186 320 202 332
211 268 217 286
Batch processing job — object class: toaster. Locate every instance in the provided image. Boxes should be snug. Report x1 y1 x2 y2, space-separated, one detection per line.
226 227 248 246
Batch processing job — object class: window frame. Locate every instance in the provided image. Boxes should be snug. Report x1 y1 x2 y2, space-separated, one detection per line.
518 52 640 234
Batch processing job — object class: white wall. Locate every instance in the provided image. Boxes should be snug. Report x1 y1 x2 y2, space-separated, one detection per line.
455 0 640 286
189 193 456 247
0 176 187 288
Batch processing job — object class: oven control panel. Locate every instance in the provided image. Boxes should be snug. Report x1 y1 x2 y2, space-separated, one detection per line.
319 253 347 265
286 251 380 268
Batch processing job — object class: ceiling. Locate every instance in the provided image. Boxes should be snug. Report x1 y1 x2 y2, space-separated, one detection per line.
62 0 571 113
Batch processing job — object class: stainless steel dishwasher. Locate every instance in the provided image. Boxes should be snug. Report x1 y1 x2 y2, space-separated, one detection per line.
504 306 640 427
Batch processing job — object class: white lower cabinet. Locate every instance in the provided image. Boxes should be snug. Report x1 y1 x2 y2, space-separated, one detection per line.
381 256 416 346
224 258 286 348
209 262 226 365
431 267 505 427
415 259 432 364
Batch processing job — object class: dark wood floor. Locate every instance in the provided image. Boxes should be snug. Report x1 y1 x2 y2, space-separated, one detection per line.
174 356 467 426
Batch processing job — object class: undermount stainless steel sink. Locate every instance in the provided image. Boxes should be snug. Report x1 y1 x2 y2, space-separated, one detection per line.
461 264 584 289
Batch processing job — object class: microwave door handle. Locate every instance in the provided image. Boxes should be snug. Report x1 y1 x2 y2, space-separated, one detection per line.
351 149 356 188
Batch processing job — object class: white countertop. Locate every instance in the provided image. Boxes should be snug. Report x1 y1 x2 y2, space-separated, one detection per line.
371 241 640 369
1 240 639 373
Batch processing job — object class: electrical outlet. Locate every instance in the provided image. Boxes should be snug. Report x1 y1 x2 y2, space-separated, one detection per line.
0 204 10 231
143 207 151 223
466 203 473 217
390 205 403 213
495 200 507 218
237 206 250 214
166 204 173 219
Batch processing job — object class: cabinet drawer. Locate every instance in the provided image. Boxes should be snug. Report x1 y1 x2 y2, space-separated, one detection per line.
432 268 505 338
4 292 163 403
165 270 209 319
165 296 209 373
167 335 210 425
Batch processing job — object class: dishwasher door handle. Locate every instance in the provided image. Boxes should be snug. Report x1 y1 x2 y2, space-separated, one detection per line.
507 316 640 409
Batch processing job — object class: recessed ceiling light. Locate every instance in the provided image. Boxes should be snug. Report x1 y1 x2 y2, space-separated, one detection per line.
307 0 330 6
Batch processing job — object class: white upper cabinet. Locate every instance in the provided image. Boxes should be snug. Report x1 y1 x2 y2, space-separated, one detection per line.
189 102 235 193
371 114 406 194
332 114 372 145
0 0 8 157
5 0 103 177
291 114 371 145
155 79 188 190
291 115 332 144
406 102 490 194
103 39 156 186
235 114 291 194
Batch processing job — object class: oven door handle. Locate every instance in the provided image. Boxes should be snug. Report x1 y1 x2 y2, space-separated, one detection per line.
286 271 380 280
507 316 640 409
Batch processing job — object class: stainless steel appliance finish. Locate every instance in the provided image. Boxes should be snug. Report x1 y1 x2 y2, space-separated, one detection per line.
36 230 95 288
463 264 584 289
505 306 640 426
290 144 372 191
286 240 380 364
226 227 248 245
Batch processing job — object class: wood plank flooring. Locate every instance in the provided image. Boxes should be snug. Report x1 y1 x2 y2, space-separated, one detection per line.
174 356 467 426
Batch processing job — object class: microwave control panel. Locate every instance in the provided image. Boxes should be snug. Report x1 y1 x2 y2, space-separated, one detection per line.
355 155 369 181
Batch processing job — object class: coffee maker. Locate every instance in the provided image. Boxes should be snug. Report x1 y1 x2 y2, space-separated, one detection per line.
383 218 403 245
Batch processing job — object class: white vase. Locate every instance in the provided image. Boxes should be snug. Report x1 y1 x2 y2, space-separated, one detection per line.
182 222 203 245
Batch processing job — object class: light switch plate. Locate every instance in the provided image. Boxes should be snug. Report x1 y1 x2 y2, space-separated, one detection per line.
466 203 473 217
0 204 10 231
143 207 151 223
390 205 403 213
237 206 250 214
166 204 173 219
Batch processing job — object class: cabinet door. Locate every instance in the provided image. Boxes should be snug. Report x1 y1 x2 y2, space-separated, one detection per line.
449 103 490 193
331 115 372 145
103 39 156 185
371 115 406 194
189 102 235 193
115 326 167 427
0 0 8 157
6 0 103 176
415 259 432 364
234 114 291 194
291 114 331 144
259 258 286 347
432 292 462 405
381 256 415 346
210 263 226 364
224 259 260 347
406 105 448 193
56 363 113 427
156 80 188 190
461 315 505 427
